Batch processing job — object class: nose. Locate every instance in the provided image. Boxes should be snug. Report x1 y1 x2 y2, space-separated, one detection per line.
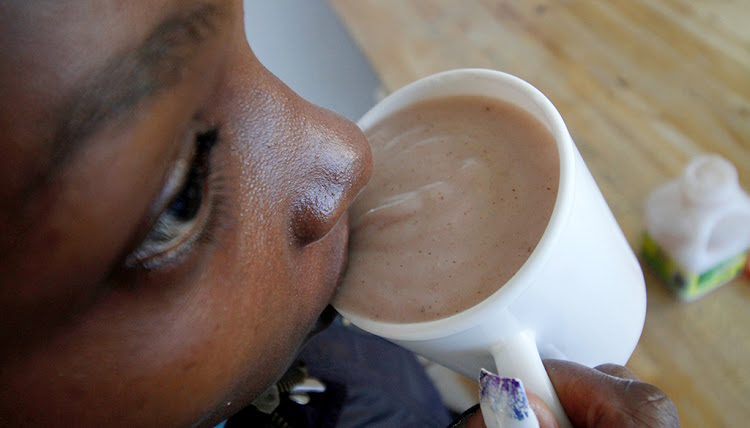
219 46 372 245
289 105 373 244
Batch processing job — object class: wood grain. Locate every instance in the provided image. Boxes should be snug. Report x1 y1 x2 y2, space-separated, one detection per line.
329 1 750 426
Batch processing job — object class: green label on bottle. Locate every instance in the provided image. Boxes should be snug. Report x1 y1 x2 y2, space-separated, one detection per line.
641 232 748 301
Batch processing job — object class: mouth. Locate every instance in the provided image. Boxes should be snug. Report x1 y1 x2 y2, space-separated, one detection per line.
307 212 350 338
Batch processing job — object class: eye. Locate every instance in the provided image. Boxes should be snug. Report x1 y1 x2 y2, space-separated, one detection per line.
126 128 220 269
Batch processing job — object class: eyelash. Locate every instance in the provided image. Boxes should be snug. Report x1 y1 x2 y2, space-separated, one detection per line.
125 126 227 270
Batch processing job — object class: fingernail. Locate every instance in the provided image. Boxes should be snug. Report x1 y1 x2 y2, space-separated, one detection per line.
479 369 540 428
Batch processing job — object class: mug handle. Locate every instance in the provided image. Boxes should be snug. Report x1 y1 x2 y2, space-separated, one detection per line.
489 330 573 428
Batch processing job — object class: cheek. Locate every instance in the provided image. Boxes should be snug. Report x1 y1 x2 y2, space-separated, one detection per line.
2 251 324 427
180 156 348 413
225 152 342 331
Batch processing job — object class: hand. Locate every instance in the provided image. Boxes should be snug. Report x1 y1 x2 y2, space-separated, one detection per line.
453 359 680 428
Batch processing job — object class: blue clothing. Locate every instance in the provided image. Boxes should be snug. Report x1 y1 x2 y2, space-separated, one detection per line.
297 316 452 427
221 316 452 427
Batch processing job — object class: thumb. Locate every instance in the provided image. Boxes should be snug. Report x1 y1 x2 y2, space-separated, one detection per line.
542 359 679 427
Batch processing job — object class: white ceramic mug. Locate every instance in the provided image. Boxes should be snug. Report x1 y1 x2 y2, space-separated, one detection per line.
333 69 647 427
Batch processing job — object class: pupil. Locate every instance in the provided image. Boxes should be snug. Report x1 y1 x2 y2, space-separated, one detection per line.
166 128 217 222
169 167 204 221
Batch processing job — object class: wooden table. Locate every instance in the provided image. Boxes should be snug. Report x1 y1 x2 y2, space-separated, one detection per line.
329 1 750 426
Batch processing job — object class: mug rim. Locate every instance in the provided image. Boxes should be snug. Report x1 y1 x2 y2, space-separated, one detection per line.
334 68 576 341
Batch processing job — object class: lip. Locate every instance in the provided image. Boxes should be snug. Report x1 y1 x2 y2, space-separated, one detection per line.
307 212 350 338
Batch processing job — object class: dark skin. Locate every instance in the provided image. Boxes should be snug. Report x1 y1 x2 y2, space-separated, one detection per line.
0 1 679 426
1 1 371 425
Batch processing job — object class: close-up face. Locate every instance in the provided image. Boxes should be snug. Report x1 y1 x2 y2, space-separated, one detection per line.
0 0 372 426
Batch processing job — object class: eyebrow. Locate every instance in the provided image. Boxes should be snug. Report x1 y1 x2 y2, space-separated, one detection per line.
48 2 223 170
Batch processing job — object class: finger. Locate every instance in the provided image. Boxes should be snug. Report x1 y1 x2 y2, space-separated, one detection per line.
526 391 560 428
543 359 680 428
594 363 640 381
463 408 486 428
447 404 485 428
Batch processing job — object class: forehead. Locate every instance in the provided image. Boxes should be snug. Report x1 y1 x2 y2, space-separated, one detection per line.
0 0 190 117
0 0 216 202
1 1 179 76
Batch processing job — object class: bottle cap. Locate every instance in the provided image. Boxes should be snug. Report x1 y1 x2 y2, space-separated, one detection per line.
680 154 739 205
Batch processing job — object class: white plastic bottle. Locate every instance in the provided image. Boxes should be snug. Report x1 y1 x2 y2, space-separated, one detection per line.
642 154 750 300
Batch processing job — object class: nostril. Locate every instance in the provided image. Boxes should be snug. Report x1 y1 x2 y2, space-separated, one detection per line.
290 182 346 245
